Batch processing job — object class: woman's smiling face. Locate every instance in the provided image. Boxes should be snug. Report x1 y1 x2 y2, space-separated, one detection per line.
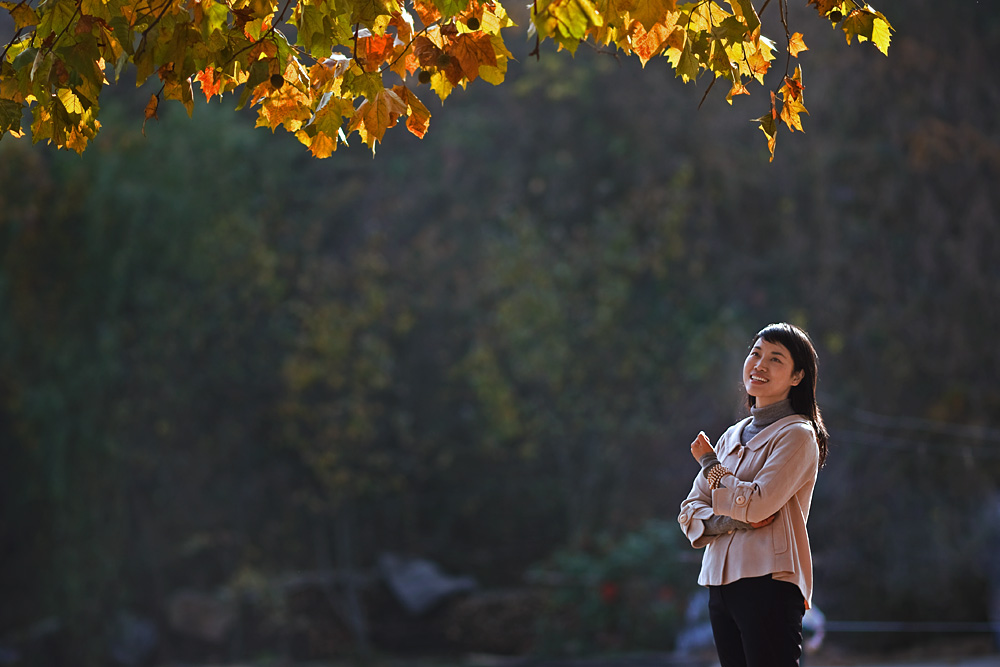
743 338 805 408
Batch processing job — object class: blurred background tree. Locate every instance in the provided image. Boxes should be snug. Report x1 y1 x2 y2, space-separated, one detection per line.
1 0 999 664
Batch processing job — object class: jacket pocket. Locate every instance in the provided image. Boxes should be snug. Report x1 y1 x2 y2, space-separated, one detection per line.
772 513 789 555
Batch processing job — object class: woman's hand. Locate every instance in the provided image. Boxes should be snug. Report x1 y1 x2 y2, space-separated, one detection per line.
690 431 714 462
750 513 778 529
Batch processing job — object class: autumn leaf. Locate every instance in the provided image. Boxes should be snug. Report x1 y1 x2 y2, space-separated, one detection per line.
0 98 23 135
1 1 39 30
142 93 158 136
754 90 778 161
729 0 759 32
806 0 840 17
788 32 807 57
358 32 397 72
195 67 224 101
0 0 890 159
630 0 674 32
348 87 408 152
392 84 430 138
842 7 892 55
631 21 673 66
306 130 338 157
447 32 497 82
411 0 442 25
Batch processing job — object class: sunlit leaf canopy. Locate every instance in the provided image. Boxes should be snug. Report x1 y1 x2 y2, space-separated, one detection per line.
0 0 891 159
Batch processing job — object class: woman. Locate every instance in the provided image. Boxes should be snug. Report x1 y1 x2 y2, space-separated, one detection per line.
677 322 829 667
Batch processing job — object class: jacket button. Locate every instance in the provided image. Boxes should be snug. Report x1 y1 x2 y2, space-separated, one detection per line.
735 496 746 505
678 513 689 524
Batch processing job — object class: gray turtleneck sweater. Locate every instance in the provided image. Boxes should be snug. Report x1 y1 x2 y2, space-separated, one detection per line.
698 399 797 536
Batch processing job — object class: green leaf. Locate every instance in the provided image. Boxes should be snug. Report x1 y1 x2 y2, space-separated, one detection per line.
36 0 79 41
0 98 23 134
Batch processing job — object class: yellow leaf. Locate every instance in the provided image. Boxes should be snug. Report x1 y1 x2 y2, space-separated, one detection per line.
5 2 39 30
788 32 807 57
841 7 891 55
57 88 84 115
630 0 673 32
780 95 807 132
871 15 892 56
306 131 338 157
755 93 777 161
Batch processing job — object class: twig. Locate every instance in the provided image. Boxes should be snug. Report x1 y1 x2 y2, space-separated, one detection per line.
1 27 25 63
698 72 718 109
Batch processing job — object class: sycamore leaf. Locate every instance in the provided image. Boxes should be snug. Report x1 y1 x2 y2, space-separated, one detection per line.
56 87 84 115
631 21 674 66
729 0 760 32
780 93 807 132
412 0 442 25
195 67 224 101
2 1 39 30
754 91 778 161
0 98 24 134
358 33 397 72
674 38 700 82
348 87 408 153
392 84 430 138
630 0 673 33
806 0 840 17
0 0 889 159
870 14 892 56
447 32 497 82
142 93 158 136
788 32 807 57
842 7 891 55
477 33 512 84
307 131 339 157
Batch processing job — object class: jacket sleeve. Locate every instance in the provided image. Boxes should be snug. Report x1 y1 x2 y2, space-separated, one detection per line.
678 465 722 549
711 423 819 524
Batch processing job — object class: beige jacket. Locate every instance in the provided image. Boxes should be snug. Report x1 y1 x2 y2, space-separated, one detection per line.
677 415 820 608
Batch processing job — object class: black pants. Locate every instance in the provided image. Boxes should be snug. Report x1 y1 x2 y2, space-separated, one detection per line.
708 574 805 667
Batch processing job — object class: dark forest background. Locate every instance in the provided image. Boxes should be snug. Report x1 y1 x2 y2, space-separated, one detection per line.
2 0 999 665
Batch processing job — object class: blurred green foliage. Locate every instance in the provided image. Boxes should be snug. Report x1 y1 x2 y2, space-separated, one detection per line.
529 520 697 655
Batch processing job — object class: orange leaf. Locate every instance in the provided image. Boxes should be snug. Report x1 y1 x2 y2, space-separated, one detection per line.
446 32 497 83
348 88 408 152
307 131 338 158
358 33 396 72
393 84 430 139
411 0 441 26
788 32 807 57
144 93 159 121
195 67 223 101
142 93 158 137
806 0 839 16
632 21 673 66
781 74 804 101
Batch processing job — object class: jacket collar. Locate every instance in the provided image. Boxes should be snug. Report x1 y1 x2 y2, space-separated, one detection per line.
741 414 811 451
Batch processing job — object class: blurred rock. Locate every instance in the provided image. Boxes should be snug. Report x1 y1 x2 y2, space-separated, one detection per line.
166 590 236 644
443 589 544 655
378 553 477 615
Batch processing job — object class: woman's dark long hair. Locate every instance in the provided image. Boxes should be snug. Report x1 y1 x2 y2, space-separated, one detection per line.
746 323 830 468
